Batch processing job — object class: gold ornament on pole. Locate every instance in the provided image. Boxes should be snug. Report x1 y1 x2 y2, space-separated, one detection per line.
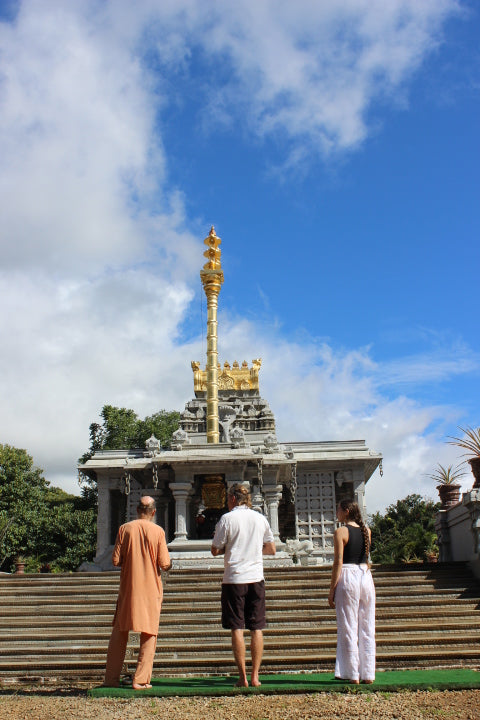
200 227 224 443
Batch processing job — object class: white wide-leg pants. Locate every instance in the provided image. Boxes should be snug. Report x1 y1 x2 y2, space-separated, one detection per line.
335 563 376 682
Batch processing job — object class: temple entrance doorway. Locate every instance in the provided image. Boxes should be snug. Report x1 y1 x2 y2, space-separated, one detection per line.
190 474 227 540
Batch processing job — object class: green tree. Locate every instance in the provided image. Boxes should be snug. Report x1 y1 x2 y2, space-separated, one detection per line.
0 444 96 572
38 498 96 572
78 405 180 504
0 445 50 569
80 405 180 462
369 494 440 564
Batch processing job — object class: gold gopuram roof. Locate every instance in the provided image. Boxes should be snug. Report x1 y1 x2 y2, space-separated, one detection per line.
191 359 262 392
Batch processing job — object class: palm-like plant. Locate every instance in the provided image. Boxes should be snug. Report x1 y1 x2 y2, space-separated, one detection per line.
426 463 465 486
448 426 480 458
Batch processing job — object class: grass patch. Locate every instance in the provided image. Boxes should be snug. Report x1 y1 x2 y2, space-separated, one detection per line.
88 669 480 698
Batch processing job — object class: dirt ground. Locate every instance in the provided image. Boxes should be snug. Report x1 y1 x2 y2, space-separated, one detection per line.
0 690 479 720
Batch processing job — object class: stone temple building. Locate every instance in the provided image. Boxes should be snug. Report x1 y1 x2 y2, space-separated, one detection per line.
79 229 382 569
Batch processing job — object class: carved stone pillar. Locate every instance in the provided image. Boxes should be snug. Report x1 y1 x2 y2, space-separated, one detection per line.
157 499 169 540
95 480 111 559
264 482 283 544
353 478 367 519
170 482 193 542
127 484 142 523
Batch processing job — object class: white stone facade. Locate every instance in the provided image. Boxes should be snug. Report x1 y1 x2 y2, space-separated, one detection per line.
435 488 480 580
79 436 381 570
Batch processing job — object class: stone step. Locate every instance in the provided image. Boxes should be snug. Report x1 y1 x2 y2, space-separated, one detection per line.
0 563 478 682
0 563 473 583
0 646 479 675
2 582 477 602
0 608 477 631
1 616 478 642
1 597 477 618
1 570 475 588
0 630 477 656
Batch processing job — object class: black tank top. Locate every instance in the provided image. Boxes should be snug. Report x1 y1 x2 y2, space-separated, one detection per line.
343 525 368 564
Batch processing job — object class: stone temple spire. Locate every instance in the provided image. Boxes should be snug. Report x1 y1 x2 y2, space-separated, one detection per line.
200 227 224 443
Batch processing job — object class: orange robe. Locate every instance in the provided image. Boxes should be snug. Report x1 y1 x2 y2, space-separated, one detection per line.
112 519 171 636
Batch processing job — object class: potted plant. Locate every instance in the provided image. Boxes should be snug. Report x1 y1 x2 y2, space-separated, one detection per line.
427 463 465 509
14 555 26 574
448 426 480 489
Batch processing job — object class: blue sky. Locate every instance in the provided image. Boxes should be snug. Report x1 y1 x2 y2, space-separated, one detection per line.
0 0 478 512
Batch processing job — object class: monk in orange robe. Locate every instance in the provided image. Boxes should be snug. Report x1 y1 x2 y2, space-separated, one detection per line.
104 495 172 689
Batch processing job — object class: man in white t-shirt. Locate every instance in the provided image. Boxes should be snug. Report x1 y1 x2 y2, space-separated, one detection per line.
211 483 276 688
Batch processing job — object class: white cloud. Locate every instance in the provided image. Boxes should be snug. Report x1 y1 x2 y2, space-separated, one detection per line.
197 0 461 154
1 275 475 513
212 317 477 512
0 0 470 516
0 2 161 273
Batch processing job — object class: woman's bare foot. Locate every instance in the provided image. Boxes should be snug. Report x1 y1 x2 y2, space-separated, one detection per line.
132 683 152 690
362 679 374 684
350 679 360 685
234 679 248 688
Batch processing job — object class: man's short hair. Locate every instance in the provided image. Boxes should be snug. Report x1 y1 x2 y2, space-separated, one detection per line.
137 497 156 515
228 483 252 507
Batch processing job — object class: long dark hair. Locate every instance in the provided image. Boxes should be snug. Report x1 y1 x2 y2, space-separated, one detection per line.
339 499 370 556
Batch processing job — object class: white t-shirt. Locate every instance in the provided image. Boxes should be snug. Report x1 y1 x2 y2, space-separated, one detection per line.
212 505 275 584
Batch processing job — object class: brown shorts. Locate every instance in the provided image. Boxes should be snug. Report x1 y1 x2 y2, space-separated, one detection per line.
221 580 266 631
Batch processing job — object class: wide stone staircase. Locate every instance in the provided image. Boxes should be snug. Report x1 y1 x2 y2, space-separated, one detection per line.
0 563 479 682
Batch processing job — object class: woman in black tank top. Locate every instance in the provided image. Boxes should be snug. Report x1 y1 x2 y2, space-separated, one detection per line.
342 525 368 564
328 499 375 684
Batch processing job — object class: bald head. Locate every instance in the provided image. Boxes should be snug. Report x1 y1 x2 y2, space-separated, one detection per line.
137 496 156 518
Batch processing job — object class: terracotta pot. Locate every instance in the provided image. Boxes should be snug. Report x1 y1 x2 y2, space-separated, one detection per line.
469 457 480 489
437 483 461 509
14 561 25 575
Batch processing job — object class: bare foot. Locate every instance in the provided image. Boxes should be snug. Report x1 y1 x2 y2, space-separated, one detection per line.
235 679 248 688
132 683 152 690
250 678 262 688
362 679 374 684
350 679 360 685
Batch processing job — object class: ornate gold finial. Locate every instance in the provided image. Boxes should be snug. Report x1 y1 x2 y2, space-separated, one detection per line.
203 226 222 271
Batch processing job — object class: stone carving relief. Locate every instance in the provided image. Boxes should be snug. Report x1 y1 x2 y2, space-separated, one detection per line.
219 405 237 442
171 428 190 451
263 433 279 454
230 426 246 448
285 538 314 558
180 393 276 437
145 434 161 456
251 484 265 514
